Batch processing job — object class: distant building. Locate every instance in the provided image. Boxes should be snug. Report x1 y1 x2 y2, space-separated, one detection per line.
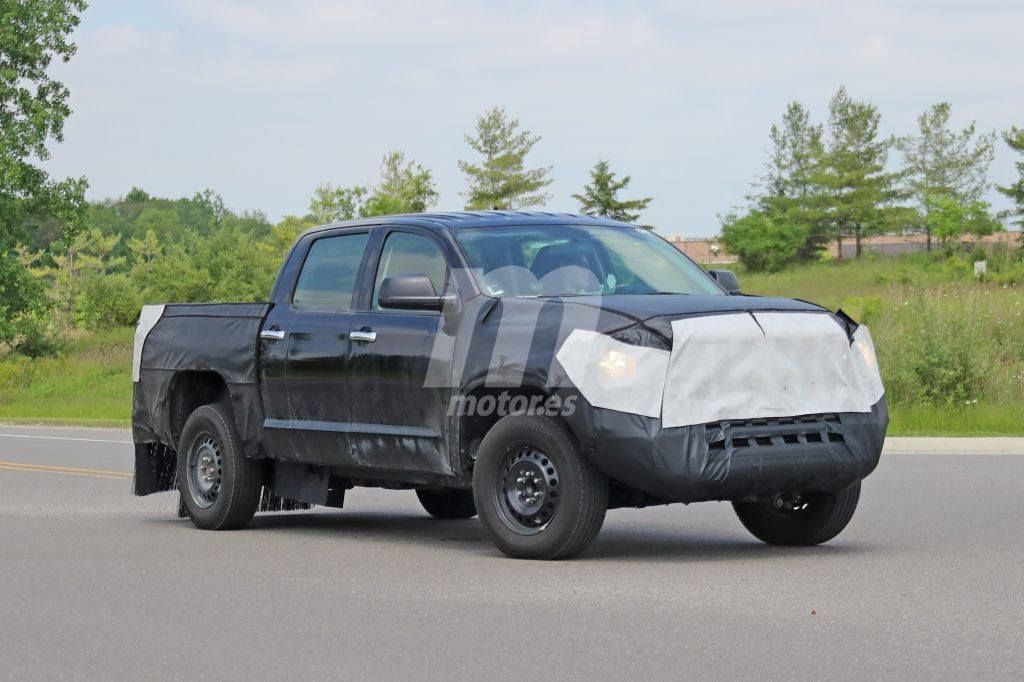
827 231 1019 259
666 236 737 264
666 231 1020 263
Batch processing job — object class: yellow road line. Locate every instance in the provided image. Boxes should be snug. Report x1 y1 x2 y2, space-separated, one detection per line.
0 460 132 480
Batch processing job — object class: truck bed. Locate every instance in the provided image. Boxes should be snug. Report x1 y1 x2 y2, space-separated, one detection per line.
132 303 269 456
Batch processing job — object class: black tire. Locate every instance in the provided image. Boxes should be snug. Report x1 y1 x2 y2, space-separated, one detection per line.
416 488 477 519
177 403 262 530
732 482 861 546
473 415 608 560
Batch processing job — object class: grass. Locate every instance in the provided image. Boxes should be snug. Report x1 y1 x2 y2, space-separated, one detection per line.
1 249 1022 435
888 403 1024 437
0 327 134 426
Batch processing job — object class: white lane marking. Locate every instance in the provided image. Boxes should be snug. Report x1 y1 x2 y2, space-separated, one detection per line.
0 433 131 444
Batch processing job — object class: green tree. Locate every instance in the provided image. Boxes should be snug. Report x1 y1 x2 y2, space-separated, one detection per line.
128 230 162 272
719 210 808 272
363 151 439 216
923 194 1000 244
0 0 88 349
49 228 122 317
259 215 314 260
124 187 151 203
77 272 141 330
459 106 552 210
811 87 903 259
309 183 366 224
572 160 652 224
137 243 212 303
134 207 185 243
896 102 996 250
758 102 826 257
997 127 1024 229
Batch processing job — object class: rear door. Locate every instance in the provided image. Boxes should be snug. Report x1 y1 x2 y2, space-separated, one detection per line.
259 229 372 464
346 227 456 475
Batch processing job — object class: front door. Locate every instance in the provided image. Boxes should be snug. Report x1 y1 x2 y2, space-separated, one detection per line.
347 228 456 475
260 229 371 464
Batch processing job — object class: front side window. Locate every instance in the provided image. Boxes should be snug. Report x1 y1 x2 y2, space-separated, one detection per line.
454 224 724 297
292 233 371 310
372 232 449 309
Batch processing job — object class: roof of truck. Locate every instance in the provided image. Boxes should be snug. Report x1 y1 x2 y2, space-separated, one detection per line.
304 211 633 235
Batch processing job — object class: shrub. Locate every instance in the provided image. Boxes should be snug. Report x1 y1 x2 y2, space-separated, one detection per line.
78 273 142 330
719 210 807 272
11 315 63 358
911 331 980 405
941 256 971 281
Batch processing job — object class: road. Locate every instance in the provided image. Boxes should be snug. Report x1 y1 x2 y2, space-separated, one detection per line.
0 426 1021 680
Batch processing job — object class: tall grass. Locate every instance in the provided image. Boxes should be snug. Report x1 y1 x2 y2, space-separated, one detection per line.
0 327 134 425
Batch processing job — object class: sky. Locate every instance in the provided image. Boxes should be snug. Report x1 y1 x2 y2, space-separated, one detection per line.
44 0 1024 238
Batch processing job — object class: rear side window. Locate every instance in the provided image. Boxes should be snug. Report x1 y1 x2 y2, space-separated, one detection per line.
292 233 370 310
372 232 448 309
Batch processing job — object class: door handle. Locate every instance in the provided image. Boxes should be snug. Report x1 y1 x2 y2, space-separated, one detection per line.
349 329 377 343
260 329 286 341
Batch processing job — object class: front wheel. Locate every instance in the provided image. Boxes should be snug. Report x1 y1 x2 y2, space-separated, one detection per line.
177 402 263 530
732 482 861 546
473 415 608 560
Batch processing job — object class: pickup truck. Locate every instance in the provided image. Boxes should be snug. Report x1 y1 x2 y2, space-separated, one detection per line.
132 211 887 559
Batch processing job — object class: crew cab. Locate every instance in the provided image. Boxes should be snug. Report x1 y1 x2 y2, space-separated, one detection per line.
132 211 887 559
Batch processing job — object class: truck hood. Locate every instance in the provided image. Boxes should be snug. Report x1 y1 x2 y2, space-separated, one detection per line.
558 293 826 323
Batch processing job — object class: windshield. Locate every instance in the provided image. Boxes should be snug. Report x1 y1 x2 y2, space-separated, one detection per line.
454 224 724 297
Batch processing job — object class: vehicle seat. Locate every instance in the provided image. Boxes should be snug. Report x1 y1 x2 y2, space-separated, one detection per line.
530 242 595 279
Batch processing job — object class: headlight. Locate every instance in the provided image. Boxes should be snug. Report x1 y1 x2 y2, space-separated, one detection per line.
854 335 877 370
555 330 669 418
850 325 885 404
598 349 637 381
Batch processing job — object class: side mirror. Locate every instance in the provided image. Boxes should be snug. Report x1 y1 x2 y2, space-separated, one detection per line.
708 269 741 295
378 274 454 312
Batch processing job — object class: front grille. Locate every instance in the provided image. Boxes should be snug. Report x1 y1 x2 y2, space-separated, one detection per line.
706 414 843 451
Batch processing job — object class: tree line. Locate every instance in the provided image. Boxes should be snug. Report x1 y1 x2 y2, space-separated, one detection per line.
721 87 1022 271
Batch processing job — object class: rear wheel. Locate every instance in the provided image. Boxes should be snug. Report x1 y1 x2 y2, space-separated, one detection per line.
416 489 477 519
473 415 608 560
177 403 262 530
732 482 861 546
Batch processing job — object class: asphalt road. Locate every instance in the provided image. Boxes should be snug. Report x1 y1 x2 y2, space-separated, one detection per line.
1 426 1021 681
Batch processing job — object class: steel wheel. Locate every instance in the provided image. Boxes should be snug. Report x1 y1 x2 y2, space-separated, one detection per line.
494 445 561 535
474 415 608 559
186 433 223 509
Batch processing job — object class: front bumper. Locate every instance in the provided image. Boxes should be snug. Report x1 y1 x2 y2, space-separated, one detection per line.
563 392 888 504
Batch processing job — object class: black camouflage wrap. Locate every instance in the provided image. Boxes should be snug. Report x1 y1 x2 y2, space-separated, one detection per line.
132 268 887 504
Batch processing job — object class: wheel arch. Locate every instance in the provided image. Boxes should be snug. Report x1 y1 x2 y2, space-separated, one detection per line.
167 370 232 448
456 382 577 472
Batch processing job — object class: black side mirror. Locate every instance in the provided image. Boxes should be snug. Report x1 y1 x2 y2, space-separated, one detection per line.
378 274 453 312
708 269 741 295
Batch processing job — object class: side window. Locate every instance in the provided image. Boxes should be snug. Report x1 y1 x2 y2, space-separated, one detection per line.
372 232 448 310
292 233 370 311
